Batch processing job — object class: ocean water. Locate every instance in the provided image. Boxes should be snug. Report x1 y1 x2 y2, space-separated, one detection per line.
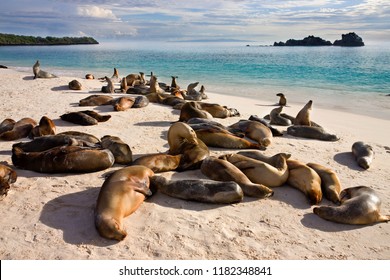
1 41 389 119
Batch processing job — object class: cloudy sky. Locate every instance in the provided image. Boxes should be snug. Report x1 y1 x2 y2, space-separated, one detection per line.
1 0 389 44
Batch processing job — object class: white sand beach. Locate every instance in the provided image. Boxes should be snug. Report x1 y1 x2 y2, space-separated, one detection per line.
0 67 389 260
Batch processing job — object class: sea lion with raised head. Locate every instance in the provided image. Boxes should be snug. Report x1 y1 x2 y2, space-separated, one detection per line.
313 186 390 225
287 125 339 141
352 141 374 170
199 85 208 99
150 175 244 204
101 135 132 165
101 76 115 93
33 60 57 79
68 80 82 90
276 93 287 106
125 72 145 86
307 162 341 204
0 164 17 199
149 75 165 94
229 120 273 148
79 95 114 106
0 118 37 141
201 156 274 198
269 106 292 126
30 116 56 138
95 165 154 240
287 159 322 204
111 68 120 83
132 153 182 173
294 100 313 126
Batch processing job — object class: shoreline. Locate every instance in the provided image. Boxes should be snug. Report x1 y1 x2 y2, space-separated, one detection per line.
0 68 389 260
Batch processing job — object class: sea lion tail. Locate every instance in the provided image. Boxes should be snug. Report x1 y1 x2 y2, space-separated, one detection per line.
378 215 390 223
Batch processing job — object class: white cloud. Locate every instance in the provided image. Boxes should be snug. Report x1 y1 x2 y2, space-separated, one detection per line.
77 5 117 20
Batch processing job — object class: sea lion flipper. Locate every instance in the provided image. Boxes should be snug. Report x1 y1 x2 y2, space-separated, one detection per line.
133 184 152 196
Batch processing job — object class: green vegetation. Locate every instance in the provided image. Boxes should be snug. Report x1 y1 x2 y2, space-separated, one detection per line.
0 33 99 45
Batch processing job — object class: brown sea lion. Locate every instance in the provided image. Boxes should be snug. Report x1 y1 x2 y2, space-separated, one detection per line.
229 120 273 148
237 150 290 166
269 106 292 126
286 159 322 204
0 119 16 135
101 135 132 165
30 116 56 138
95 165 154 240
307 162 342 204
79 95 114 106
150 175 244 204
287 125 339 141
12 146 114 173
276 93 287 106
13 134 82 152
198 102 240 118
58 131 100 145
0 164 17 199
79 110 111 122
201 156 274 198
113 97 135 111
149 75 165 94
248 115 284 137
352 141 374 170
294 100 313 126
132 153 181 173
125 72 145 86
33 60 57 79
220 153 290 188
85 74 95 80
111 68 120 82
313 186 390 225
199 85 208 99
179 101 213 122
170 76 179 90
120 76 128 93
68 80 82 90
0 118 37 141
101 76 115 93
60 112 98 126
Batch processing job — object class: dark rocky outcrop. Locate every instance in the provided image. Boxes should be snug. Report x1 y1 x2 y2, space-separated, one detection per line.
274 35 332 46
333 32 364 47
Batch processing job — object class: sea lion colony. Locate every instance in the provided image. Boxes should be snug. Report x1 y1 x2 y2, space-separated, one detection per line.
0 62 387 241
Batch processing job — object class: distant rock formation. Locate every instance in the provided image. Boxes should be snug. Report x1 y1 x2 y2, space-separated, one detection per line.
333 32 364 47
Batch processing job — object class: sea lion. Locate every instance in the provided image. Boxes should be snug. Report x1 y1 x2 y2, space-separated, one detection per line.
220 153 290 188
32 60 57 79
79 110 111 122
0 164 17 199
269 106 292 126
58 131 100 145
132 96 149 108
294 100 313 126
120 76 128 93
132 153 182 173
287 125 339 141
85 74 95 80
352 141 374 169
313 186 390 225
0 118 37 141
113 97 135 111
125 72 145 86
127 84 150 95
95 165 154 240
286 159 322 204
101 135 132 165
199 85 208 99
150 175 244 204
201 156 274 198
101 76 115 93
60 112 98 126
0 119 16 135
170 76 179 90
111 68 120 83
179 101 213 122
30 116 56 138
307 162 342 204
79 95 114 106
276 93 287 106
229 120 273 148
13 134 82 152
68 80 82 90
149 75 165 94
12 146 114 173
248 115 284 137
237 150 290 166
198 102 240 118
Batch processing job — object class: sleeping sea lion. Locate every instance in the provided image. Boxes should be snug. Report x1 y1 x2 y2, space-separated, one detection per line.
0 164 17 199
79 95 114 106
179 101 213 122
229 120 273 148
60 112 98 126
248 115 283 137
30 116 56 138
13 134 82 152
197 102 240 118
287 125 339 141
68 80 82 90
57 131 100 145
0 119 16 135
132 96 150 108
113 97 135 111
101 135 132 165
132 153 181 173
352 141 374 169
0 118 37 141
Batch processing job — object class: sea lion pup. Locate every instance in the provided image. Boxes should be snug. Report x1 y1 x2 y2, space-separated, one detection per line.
113 96 136 111
294 100 313 126
167 122 209 170
13 134 82 152
79 95 114 106
125 72 145 86
179 101 213 122
0 164 17 199
199 85 208 99
276 93 287 106
101 135 132 165
101 76 115 93
85 74 95 80
220 153 290 188
307 162 341 204
269 106 292 126
0 119 16 135
32 60 57 79
150 175 244 204
0 118 37 141
248 115 283 137
60 112 98 126
68 80 82 90
352 141 374 170
30 116 56 138
12 145 115 173
132 154 182 173
184 82 202 101
58 131 100 146
229 120 273 148
286 159 322 204
313 186 390 225
201 156 273 198
287 125 339 142
95 165 154 241
198 102 240 118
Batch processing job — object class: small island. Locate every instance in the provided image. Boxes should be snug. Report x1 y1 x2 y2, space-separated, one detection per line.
0 33 99 46
274 32 364 47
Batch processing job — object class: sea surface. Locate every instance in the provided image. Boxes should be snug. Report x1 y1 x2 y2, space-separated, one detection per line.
1 41 389 119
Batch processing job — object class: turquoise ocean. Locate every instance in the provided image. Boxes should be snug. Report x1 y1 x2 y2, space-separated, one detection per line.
1 41 389 119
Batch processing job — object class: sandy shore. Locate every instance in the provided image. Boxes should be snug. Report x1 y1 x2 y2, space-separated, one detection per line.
0 67 389 260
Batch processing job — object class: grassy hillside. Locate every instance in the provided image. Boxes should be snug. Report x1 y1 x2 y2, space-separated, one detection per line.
0 33 98 45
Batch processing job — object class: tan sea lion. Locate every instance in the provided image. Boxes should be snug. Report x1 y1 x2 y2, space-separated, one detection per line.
198 102 240 118
248 115 284 137
0 118 37 141
199 85 208 99
287 125 339 141
179 101 213 122
68 80 82 90
111 68 120 82
276 93 287 106
201 156 274 198
125 72 145 86
120 76 128 93
95 165 154 240
79 95 114 106
229 120 273 148
30 116 56 138
220 153 290 188
237 150 289 166
113 97 135 111
269 106 292 126
101 135 132 165
101 76 115 93
287 159 322 204
85 74 95 80
150 175 244 204
352 141 374 169
0 164 17 199
313 186 390 225
307 162 341 204
32 60 57 79
132 153 181 173
184 82 202 101
170 76 179 90
12 146 114 173
149 75 165 94
294 100 312 126
60 112 98 126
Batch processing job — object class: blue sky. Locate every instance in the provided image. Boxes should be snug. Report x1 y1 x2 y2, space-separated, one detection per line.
0 0 389 44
